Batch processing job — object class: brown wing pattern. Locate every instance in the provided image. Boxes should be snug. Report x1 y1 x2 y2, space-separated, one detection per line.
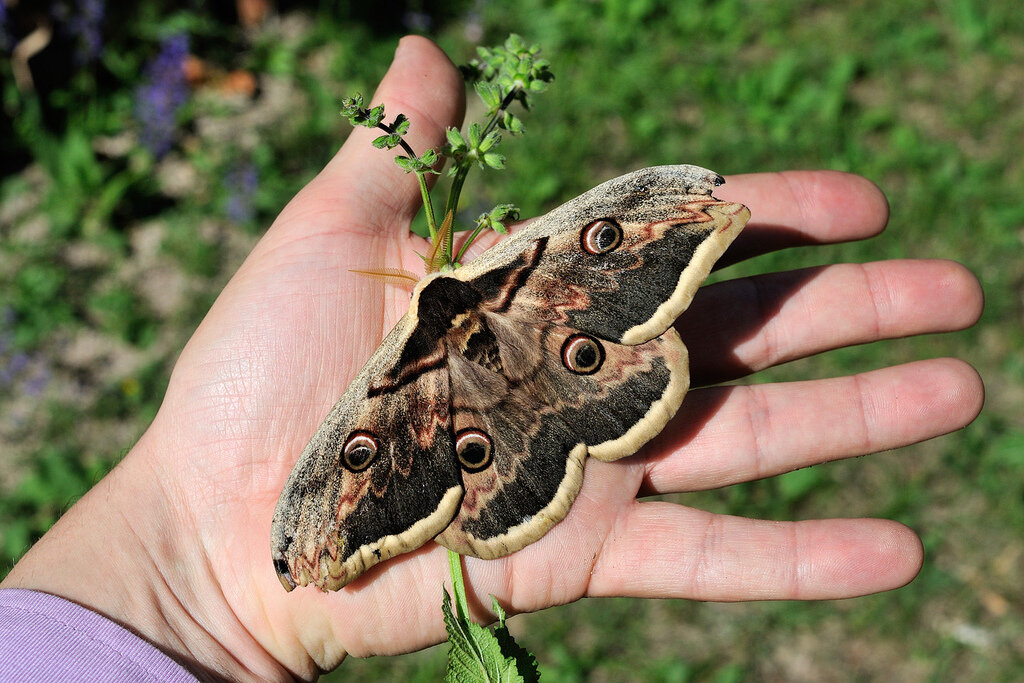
434 314 688 558
272 165 748 591
455 165 750 344
271 315 463 592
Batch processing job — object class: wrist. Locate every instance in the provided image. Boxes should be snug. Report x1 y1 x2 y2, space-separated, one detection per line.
1 436 291 681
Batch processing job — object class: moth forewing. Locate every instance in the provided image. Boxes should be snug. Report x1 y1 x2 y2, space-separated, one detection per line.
271 309 463 591
619 200 750 346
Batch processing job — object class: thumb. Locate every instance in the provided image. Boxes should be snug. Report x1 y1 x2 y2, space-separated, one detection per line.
295 36 465 236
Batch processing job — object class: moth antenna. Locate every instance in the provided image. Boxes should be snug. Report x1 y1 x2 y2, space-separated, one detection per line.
425 210 454 273
349 267 420 286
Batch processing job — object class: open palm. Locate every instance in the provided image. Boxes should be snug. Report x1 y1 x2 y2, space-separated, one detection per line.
3 37 983 680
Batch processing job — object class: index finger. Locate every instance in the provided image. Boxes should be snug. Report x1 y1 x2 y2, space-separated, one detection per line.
714 170 891 266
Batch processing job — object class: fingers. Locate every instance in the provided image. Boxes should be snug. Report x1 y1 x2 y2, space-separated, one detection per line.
714 170 890 265
680 259 983 385
640 358 984 494
279 36 465 238
588 507 922 601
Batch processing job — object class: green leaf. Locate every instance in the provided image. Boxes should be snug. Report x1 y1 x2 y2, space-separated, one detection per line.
393 153 441 175
446 127 467 150
475 82 502 111
505 33 527 53
490 203 517 220
339 92 365 115
502 112 524 135
340 94 388 129
367 104 386 127
479 131 502 153
515 55 534 80
392 113 410 135
491 597 539 683
483 153 506 170
394 156 418 172
372 133 402 149
443 590 519 682
419 149 440 166
468 122 483 149
444 550 539 682
486 203 519 233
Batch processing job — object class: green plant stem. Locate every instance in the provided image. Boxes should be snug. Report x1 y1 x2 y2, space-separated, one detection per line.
417 172 438 240
447 549 470 622
443 167 470 263
375 121 418 162
454 220 488 265
442 88 521 266
367 85 524 266
481 87 521 139
375 121 438 238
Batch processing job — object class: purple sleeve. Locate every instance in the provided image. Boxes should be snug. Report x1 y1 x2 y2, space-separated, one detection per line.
0 588 198 682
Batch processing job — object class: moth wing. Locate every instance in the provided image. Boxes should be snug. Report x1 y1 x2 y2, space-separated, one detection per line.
435 314 687 559
273 166 750 586
454 164 749 345
270 313 463 591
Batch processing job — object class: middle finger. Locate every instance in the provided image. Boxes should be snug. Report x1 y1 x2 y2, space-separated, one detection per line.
678 258 982 386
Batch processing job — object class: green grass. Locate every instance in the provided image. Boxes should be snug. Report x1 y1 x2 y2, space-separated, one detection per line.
2 0 1022 680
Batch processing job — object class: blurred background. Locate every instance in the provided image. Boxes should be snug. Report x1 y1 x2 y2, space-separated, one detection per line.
0 0 1021 680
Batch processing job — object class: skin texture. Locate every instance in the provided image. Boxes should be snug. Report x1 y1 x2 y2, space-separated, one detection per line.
1 36 984 682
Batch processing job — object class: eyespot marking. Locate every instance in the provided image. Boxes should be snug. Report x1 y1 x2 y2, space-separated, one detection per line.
581 219 623 255
456 428 493 472
342 431 379 472
561 334 605 375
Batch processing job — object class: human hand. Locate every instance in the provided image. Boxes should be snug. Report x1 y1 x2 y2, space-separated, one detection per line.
2 36 983 680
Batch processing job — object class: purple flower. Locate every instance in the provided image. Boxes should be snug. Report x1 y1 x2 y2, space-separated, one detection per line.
0 307 51 397
68 0 105 64
22 364 52 397
0 351 27 388
0 0 11 53
135 33 190 158
225 160 259 223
